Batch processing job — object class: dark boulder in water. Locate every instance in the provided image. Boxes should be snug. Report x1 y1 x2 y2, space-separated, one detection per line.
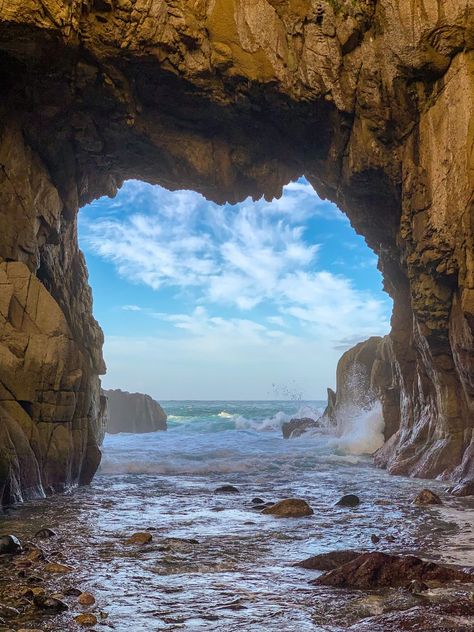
214 485 240 494
251 498 265 505
282 417 322 439
336 494 360 507
0 534 22 554
312 552 474 589
295 550 364 571
104 388 167 434
347 598 474 631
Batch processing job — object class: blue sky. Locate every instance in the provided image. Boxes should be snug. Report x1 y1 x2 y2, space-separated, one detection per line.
78 178 392 400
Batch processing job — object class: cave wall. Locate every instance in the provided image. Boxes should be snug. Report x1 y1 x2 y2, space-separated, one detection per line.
0 0 472 503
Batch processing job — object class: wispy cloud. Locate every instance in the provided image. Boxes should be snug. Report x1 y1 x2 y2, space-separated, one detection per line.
81 179 390 354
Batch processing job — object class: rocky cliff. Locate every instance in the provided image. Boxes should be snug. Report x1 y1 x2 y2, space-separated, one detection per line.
104 389 167 434
0 0 472 503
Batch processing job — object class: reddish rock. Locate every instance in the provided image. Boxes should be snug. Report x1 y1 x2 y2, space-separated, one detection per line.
125 532 153 545
295 550 363 571
348 598 474 631
262 498 313 518
313 552 473 589
413 489 442 505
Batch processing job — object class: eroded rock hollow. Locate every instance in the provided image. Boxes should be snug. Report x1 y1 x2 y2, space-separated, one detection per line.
0 0 472 504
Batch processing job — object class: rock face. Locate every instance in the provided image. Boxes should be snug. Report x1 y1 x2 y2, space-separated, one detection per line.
319 336 399 441
313 552 474 589
281 417 322 439
0 1 473 502
104 389 167 434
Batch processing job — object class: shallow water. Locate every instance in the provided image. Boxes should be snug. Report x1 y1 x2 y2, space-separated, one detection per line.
1 401 473 631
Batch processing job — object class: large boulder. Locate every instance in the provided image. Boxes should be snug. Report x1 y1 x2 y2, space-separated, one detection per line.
313 552 474 589
320 336 398 442
104 389 167 434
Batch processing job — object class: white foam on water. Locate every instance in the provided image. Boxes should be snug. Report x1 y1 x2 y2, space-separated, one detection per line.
330 401 385 456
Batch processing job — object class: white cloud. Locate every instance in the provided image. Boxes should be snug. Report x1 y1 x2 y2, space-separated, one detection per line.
121 304 142 311
81 179 391 363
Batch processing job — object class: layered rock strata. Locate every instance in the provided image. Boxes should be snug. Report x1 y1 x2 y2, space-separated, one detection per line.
104 389 167 434
0 1 472 502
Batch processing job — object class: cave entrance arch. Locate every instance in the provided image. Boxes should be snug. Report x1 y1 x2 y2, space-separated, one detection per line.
0 0 472 506
78 177 393 406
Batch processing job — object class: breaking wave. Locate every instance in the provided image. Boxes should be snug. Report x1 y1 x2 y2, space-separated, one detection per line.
100 399 385 476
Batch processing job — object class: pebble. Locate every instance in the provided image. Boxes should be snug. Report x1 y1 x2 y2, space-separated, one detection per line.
33 594 68 611
413 489 442 505
34 528 57 539
0 604 20 618
43 562 74 573
336 494 360 507
78 592 96 606
214 485 240 494
126 532 152 545
371 534 380 544
74 613 98 626
0 535 22 555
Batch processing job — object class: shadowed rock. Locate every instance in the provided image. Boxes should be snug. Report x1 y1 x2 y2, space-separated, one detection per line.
295 550 363 571
282 417 322 439
447 480 474 497
104 389 167 434
313 552 473 589
336 494 361 507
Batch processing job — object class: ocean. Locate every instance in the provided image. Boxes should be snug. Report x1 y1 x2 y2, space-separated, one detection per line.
1 400 473 631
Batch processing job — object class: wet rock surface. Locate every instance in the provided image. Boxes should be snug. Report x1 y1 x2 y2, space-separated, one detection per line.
261 498 314 518
448 480 474 497
414 489 443 506
336 494 361 507
296 549 364 571
0 1 473 500
281 417 322 439
313 551 474 589
0 470 473 631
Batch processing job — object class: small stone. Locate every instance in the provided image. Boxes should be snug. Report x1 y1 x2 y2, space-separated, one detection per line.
78 592 96 606
74 613 98 626
125 532 152 545
26 547 45 562
0 535 22 554
413 489 442 505
214 485 240 494
407 579 429 593
261 498 313 518
0 604 20 618
34 528 57 539
64 586 82 597
371 534 380 544
33 594 68 611
251 498 265 504
43 562 74 573
336 494 360 507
